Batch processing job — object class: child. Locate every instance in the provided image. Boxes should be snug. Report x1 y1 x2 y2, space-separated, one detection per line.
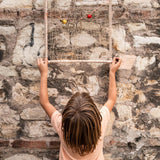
37 57 121 160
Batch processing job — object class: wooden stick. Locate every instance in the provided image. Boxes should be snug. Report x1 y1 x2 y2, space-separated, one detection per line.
48 59 112 63
45 0 48 58
109 0 112 58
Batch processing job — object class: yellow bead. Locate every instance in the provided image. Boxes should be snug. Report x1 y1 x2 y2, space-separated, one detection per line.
62 19 67 24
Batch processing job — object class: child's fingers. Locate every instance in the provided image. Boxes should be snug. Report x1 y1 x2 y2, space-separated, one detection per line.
37 58 41 65
115 58 122 67
118 58 122 65
37 58 44 66
115 57 120 63
44 58 48 64
112 57 119 65
112 57 116 64
116 58 121 64
41 58 48 64
38 58 42 65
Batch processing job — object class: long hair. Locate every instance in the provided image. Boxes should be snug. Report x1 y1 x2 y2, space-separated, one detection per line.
62 92 102 156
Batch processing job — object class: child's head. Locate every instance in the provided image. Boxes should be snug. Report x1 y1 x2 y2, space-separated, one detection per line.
62 92 102 156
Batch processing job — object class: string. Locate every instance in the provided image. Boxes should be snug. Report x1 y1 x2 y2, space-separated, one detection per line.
45 0 112 62
79 0 108 21
48 0 110 22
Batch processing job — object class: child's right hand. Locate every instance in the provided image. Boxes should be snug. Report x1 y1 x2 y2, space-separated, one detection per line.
37 58 48 76
110 57 121 74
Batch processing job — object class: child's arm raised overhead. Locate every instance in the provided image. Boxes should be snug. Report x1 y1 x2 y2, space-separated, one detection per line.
104 57 121 112
37 58 56 118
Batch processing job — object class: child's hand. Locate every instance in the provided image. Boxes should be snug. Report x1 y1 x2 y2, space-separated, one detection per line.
37 58 48 76
110 57 121 74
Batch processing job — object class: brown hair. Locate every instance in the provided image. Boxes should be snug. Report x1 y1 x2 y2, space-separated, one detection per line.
62 92 102 156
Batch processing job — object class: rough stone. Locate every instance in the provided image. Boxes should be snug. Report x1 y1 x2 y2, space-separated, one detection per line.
117 83 136 102
137 93 147 105
5 154 41 160
48 88 59 97
55 32 70 48
24 121 55 138
87 47 110 68
146 80 158 86
20 107 46 120
0 80 6 102
35 0 45 10
114 119 135 135
118 70 132 83
126 128 142 142
0 0 159 159
115 104 132 121
103 154 113 160
0 104 20 138
75 0 118 6
112 25 131 52
119 54 136 70
55 95 69 106
144 153 157 160
21 68 40 81
70 68 85 74
124 0 151 7
0 89 6 102
135 91 147 103
77 22 100 31
12 83 30 105
135 56 156 71
151 1 160 8
134 36 160 47
149 127 160 138
71 31 97 47
43 158 51 160
0 66 18 77
56 70 71 79
29 83 58 98
35 0 53 10
35 0 54 10
86 76 100 96
0 0 32 9
29 83 40 96
0 42 6 51
0 26 16 36
89 47 110 60
150 106 160 119
130 76 141 84
13 23 44 66
127 23 146 32
0 43 6 62
42 157 51 160
55 0 72 10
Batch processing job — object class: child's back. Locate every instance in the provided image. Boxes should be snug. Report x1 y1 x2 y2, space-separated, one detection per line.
51 92 110 160
37 57 121 160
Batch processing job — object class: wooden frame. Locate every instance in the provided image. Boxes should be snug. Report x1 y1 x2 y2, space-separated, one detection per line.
44 0 112 63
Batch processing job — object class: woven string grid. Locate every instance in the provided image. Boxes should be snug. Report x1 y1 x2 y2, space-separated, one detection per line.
45 0 112 63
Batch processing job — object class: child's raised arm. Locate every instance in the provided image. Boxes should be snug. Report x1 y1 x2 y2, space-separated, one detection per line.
37 58 56 118
104 57 121 112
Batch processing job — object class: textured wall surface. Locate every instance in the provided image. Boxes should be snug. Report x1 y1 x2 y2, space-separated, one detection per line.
0 0 160 160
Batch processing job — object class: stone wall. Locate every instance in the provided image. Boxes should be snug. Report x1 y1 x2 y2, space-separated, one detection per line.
0 0 160 159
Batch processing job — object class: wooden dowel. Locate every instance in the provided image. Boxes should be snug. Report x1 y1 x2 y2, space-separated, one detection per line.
48 59 112 63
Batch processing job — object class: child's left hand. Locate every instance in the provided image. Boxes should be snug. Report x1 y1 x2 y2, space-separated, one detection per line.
37 58 48 76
